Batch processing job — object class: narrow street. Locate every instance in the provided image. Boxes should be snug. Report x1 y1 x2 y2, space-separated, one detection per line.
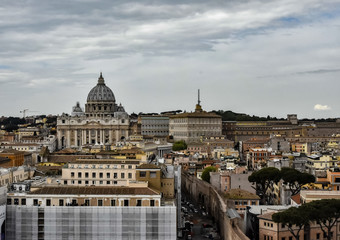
179 195 220 240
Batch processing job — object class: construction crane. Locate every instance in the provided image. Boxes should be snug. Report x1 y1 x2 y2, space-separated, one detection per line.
20 109 29 118
20 109 39 118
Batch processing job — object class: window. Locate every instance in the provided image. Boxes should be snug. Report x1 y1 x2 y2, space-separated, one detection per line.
114 181 117 185
85 172 89 178
33 199 38 206
281 223 285 228
128 165 132 169
139 171 146 178
99 173 103 178
46 199 51 206
100 181 103 184
92 181 96 185
85 180 89 185
111 200 116 206
72 199 77 205
78 172 82 178
114 173 117 179
6 199 11 205
71 172 75 177
137 200 142 206
121 173 125 179
98 200 103 206
106 173 110 178
78 180 82 184
124 200 129 206
21 198 26 205
128 173 132 179
85 199 90 206
64 180 67 185
14 199 19 205
289 237 292 240
281 237 285 240
150 172 157 178
107 181 110 184
59 199 64 206
121 165 125 169
235 201 239 205
150 200 155 207
92 172 96 178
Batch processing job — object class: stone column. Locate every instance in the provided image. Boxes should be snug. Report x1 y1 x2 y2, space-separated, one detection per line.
74 130 78 147
95 130 98 144
82 130 85 145
100 130 103 144
109 130 112 144
67 130 71 148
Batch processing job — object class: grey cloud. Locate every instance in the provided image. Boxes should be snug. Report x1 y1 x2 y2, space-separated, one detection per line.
296 68 340 75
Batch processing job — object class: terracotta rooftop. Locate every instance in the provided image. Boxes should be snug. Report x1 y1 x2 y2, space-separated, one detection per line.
224 189 260 200
258 212 275 221
136 164 160 169
291 194 301 204
0 149 23 154
29 186 160 195
48 155 94 163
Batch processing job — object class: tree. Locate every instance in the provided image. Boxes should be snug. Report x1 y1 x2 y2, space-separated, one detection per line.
272 206 310 240
201 166 217 183
308 199 340 240
172 140 187 151
248 167 281 204
280 168 315 196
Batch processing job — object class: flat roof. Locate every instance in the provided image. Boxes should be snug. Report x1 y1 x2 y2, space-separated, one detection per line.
74 159 140 164
29 186 160 195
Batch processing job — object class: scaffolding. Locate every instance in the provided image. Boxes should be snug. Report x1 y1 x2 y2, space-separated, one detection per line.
6 206 176 240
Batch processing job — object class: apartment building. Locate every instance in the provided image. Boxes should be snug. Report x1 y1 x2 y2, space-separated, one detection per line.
61 159 141 186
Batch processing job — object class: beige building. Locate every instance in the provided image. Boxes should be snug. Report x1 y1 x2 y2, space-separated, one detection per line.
169 96 222 143
57 73 129 149
259 211 338 240
61 159 141 187
136 164 175 199
0 166 33 186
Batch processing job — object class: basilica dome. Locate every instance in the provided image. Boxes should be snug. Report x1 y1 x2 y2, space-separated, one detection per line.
87 73 115 102
85 73 118 118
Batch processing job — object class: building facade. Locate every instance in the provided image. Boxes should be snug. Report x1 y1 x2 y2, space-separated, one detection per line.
57 73 129 149
141 115 169 136
169 100 222 143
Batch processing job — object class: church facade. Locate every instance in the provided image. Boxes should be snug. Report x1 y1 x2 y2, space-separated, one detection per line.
57 73 129 149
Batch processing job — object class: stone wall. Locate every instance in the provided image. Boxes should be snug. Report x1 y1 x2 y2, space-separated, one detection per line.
182 172 249 240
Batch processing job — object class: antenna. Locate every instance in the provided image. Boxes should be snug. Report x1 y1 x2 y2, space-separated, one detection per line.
198 89 201 105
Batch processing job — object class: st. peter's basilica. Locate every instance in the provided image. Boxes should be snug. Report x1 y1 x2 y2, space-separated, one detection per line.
57 73 129 149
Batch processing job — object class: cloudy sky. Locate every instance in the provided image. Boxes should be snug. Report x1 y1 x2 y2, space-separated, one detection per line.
1 0 340 119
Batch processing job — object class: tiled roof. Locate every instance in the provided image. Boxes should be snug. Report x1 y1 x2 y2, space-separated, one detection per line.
258 212 275 220
136 164 160 169
29 186 160 195
224 189 260 200
290 194 301 204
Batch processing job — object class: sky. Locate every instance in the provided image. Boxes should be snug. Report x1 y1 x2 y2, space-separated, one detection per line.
1 0 340 119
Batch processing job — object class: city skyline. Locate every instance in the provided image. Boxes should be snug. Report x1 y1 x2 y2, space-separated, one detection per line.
1 0 340 118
